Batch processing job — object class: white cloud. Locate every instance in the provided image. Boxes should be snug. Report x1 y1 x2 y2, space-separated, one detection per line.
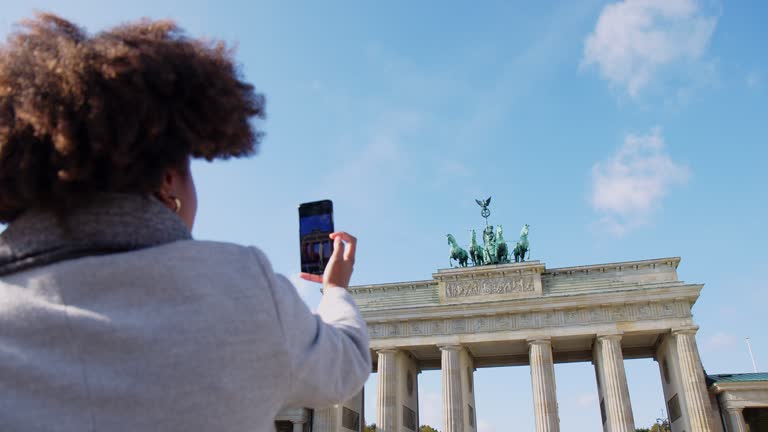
703 331 738 351
591 127 690 235
582 0 717 97
477 419 496 432
317 110 420 210
419 391 442 429
747 70 761 89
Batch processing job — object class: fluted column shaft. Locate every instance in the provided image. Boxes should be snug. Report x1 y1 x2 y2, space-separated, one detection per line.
725 408 747 432
673 328 715 432
528 338 560 432
312 407 336 432
440 345 464 432
292 421 304 432
596 335 635 432
377 349 398 432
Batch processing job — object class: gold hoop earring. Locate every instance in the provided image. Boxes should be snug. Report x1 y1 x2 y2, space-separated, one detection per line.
172 197 182 213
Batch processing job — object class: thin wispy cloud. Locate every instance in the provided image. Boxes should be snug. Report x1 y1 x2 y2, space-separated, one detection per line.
477 419 497 432
317 110 420 211
577 392 599 407
746 70 762 89
703 331 738 352
591 128 690 236
581 0 718 97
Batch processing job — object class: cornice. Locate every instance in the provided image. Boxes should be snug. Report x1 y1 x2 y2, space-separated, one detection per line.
711 381 768 393
350 257 685 295
360 283 703 322
544 257 681 276
350 280 435 295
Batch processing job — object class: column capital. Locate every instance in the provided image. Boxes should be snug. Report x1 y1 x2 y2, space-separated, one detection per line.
725 407 744 414
376 348 399 354
596 332 624 342
671 325 699 336
438 344 464 352
526 336 552 345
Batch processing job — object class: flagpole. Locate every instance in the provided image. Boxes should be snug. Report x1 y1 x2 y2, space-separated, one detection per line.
746 337 758 373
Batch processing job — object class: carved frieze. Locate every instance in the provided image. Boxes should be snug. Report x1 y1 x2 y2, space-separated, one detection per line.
444 275 536 298
433 261 546 303
366 301 692 340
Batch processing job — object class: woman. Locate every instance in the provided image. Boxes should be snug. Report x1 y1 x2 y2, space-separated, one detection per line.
0 13 370 432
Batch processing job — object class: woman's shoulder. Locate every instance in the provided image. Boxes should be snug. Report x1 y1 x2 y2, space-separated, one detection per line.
112 240 284 299
157 239 273 268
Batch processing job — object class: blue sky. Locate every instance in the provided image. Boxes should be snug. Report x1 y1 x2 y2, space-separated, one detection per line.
2 0 766 430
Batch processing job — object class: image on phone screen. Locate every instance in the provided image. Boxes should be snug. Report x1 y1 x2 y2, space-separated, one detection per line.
299 200 334 275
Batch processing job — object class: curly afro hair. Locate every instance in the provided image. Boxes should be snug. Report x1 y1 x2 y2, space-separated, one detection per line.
0 13 265 222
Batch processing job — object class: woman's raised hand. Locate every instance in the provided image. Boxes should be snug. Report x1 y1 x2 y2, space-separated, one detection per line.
300 232 356 290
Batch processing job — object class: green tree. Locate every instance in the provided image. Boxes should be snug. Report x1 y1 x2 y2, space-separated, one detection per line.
419 425 439 432
635 419 670 432
363 424 376 432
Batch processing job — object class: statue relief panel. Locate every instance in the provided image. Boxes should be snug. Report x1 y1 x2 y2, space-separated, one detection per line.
443 275 538 299
610 306 627 321
658 302 675 317
369 325 382 338
542 311 560 326
495 315 513 330
409 322 425 336
451 319 468 333
385 323 403 337
431 321 446 335
519 312 536 328
590 308 606 322
565 310 582 324
473 318 490 332
637 304 652 319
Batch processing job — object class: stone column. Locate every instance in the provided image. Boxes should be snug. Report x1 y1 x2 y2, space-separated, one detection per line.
528 338 560 432
440 345 464 432
377 349 398 432
594 334 635 432
463 353 477 431
672 327 715 432
725 407 747 432
312 406 337 432
292 421 305 432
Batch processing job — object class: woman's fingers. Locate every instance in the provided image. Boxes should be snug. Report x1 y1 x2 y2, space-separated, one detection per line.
299 272 322 283
329 235 344 262
330 232 356 262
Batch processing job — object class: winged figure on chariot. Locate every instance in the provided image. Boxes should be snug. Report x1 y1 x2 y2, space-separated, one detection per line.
446 196 531 268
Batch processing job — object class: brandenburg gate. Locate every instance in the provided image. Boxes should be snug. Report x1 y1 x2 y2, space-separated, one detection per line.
340 256 717 432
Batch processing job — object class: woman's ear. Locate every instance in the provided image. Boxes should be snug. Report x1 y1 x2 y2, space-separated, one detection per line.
153 161 196 230
154 169 179 212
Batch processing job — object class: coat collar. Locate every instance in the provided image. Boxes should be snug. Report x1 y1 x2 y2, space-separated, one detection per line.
0 193 191 276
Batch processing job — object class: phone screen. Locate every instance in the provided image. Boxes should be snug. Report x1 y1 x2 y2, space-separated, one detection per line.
299 200 334 275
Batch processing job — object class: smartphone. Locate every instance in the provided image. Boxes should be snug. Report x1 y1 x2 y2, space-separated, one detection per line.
299 200 334 275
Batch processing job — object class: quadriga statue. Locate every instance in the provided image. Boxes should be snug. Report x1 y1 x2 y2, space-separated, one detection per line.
513 224 530 262
469 229 484 266
446 233 469 267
